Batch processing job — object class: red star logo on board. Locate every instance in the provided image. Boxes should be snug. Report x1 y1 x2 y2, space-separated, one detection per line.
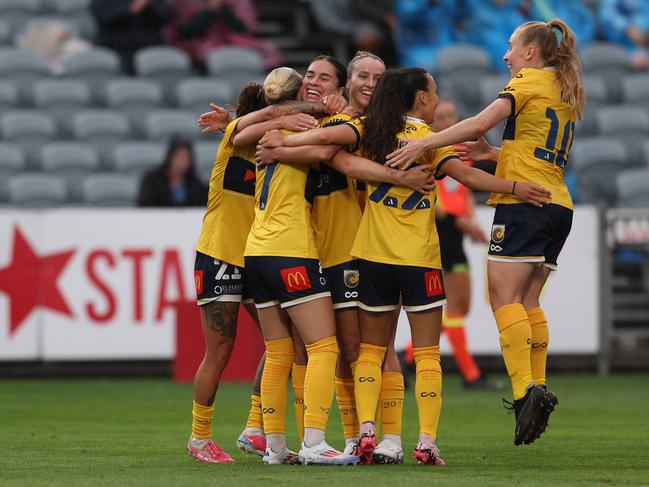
244 169 255 182
0 226 75 336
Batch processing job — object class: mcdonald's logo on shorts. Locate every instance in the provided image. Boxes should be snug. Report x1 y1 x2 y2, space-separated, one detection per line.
194 270 203 294
280 266 312 293
424 270 444 297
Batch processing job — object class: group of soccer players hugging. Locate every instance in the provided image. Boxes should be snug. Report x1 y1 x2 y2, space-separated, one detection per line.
186 17 584 466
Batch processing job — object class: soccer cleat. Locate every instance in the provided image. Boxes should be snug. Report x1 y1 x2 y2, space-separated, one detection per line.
237 432 266 457
372 439 404 464
413 440 445 466
356 432 377 465
262 446 300 465
503 384 552 445
298 441 360 465
187 438 235 463
528 388 559 443
343 441 358 456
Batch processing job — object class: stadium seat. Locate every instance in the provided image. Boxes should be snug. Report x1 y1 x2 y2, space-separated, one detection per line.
436 44 493 109
206 47 264 95
49 0 91 16
1 110 57 168
134 46 192 103
81 173 138 207
40 142 100 201
105 79 163 136
193 140 222 182
0 143 26 202
0 48 49 105
575 76 609 137
616 168 649 208
63 48 122 103
21 17 81 37
570 137 629 206
112 141 165 176
595 105 649 162
33 80 92 136
0 80 19 111
72 110 131 167
8 172 67 208
0 0 41 37
479 75 509 106
0 19 11 46
176 78 233 115
581 43 631 102
144 110 201 141
621 74 649 110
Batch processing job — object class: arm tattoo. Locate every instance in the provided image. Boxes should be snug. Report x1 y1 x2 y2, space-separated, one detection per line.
275 100 325 115
209 304 237 338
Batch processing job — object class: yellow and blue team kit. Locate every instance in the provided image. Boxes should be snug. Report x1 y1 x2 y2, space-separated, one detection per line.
310 113 363 309
489 68 575 269
244 129 329 308
346 116 458 311
194 118 257 305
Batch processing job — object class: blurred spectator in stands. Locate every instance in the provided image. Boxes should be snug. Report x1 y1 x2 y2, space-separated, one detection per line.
137 136 207 207
91 0 172 74
394 0 469 71
311 0 398 66
464 0 526 73
524 0 595 47
599 0 649 70
165 0 282 71
17 21 92 75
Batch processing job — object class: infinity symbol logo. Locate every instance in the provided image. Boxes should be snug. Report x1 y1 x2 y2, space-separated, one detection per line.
262 408 276 414
419 392 437 398
359 377 376 383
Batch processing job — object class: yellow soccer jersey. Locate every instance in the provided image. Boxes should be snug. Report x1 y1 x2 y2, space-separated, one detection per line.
244 130 319 259
349 116 458 269
196 118 256 267
489 68 576 209
311 113 363 269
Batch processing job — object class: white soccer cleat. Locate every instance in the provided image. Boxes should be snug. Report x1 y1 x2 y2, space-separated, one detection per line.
373 438 404 464
298 440 360 465
343 440 358 456
262 446 300 465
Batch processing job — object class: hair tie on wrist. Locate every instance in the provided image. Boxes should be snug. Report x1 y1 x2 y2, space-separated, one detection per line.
512 181 517 195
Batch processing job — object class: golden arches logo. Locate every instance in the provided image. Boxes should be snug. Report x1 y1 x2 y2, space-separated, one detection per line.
424 270 443 297
280 266 312 292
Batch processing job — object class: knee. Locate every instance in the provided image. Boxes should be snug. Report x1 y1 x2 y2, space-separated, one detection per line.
341 342 359 364
203 339 236 369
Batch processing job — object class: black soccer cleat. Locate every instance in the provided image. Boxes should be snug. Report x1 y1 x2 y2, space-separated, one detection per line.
503 385 549 446
526 388 559 444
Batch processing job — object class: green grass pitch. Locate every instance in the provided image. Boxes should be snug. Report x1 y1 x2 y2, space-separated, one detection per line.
1 374 648 486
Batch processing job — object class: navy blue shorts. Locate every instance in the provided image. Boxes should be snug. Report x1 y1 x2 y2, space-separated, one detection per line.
488 203 573 270
194 251 252 305
323 260 360 309
244 256 331 308
358 259 446 312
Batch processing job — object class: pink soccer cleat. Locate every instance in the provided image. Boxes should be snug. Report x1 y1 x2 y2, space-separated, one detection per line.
237 433 267 457
413 440 445 466
187 438 234 463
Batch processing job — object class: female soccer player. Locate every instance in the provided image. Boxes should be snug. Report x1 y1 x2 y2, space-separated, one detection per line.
188 67 319 464
386 19 584 446
243 57 361 466
256 52 410 464
259 66 551 464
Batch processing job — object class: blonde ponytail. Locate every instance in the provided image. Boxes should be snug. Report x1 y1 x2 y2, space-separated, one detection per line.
517 19 586 119
263 67 302 104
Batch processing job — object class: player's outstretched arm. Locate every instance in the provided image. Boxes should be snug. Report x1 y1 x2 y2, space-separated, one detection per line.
255 144 339 166
454 137 501 162
330 150 435 194
386 98 512 169
233 114 318 147
259 123 358 149
441 158 552 208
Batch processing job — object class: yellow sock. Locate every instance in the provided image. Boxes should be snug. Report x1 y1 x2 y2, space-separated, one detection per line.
527 306 549 386
413 346 442 439
335 377 358 441
261 337 294 434
494 303 534 400
380 371 404 436
245 394 263 431
304 336 339 430
191 401 213 439
350 360 358 378
291 363 306 441
354 343 386 424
